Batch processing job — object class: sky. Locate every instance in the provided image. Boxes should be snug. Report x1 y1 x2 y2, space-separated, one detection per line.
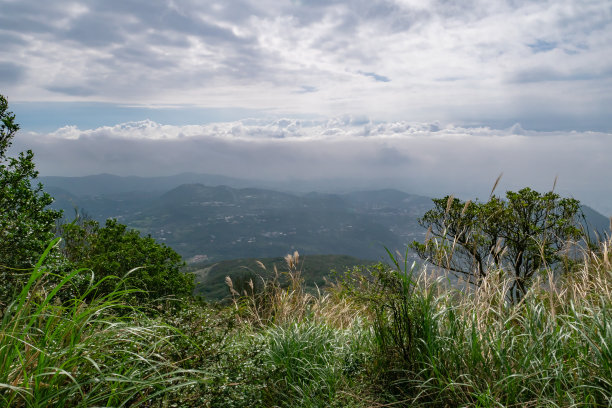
1 0 612 214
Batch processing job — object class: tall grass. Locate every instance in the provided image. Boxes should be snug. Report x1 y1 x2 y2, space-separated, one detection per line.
355 240 612 407
7 236 608 406
0 239 207 407
226 251 367 329
226 251 374 407
185 236 612 407
261 320 362 407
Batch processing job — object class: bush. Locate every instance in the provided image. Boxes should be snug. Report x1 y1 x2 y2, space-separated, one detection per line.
412 188 583 303
60 218 194 303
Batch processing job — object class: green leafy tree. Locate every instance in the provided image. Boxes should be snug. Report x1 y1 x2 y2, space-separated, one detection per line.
0 94 62 305
411 188 583 302
60 218 194 301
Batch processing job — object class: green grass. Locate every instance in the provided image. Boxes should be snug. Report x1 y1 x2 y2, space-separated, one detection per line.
347 249 612 407
260 320 373 407
0 239 207 407
2 237 611 407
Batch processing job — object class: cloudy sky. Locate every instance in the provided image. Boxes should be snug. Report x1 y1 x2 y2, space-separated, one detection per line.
1 0 611 213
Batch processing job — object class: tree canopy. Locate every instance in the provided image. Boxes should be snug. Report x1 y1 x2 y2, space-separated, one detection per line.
411 188 583 302
0 94 62 305
60 218 194 301
1 94 193 305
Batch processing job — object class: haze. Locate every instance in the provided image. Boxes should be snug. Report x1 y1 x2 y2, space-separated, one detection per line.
2 0 611 214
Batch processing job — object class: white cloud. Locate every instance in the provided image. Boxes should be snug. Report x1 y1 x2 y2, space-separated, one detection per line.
12 118 612 215
2 0 611 214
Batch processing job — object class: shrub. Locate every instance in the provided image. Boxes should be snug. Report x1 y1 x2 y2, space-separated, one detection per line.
60 218 194 303
412 188 583 303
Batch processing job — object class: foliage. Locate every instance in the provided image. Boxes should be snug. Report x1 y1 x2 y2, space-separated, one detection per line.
190 254 375 301
329 254 431 394
146 299 273 407
0 240 207 407
260 320 371 407
411 187 583 302
0 94 62 307
59 217 194 302
4 233 611 407
0 94 18 157
220 252 374 407
397 253 612 407
330 241 612 407
226 251 315 327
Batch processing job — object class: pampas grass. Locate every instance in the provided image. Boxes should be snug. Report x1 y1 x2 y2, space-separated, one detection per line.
366 238 612 407
5 232 609 407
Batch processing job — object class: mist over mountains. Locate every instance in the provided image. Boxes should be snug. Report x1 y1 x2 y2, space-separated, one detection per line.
20 118 612 218
44 174 431 262
42 173 610 264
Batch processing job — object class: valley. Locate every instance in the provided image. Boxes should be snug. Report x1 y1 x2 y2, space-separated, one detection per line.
44 174 434 263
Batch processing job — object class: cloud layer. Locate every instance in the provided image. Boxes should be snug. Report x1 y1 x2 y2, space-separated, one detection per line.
13 118 612 215
3 1 611 214
1 0 611 128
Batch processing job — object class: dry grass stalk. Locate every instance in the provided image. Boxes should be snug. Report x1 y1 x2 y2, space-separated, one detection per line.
450 236 612 336
225 250 368 329
489 172 503 197
445 195 454 214
461 200 471 216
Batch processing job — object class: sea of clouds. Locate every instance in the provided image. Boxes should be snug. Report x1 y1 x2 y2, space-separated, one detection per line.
12 117 612 215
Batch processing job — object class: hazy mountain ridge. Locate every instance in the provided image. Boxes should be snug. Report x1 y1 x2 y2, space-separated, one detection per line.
40 173 256 196
43 175 610 263
44 176 432 261
579 205 611 240
128 183 431 261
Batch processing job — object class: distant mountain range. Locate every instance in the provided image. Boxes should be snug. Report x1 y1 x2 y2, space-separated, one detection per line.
42 173 611 263
41 173 255 196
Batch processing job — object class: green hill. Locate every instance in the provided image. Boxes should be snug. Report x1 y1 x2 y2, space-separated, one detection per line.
45 182 431 262
189 254 376 301
44 176 609 265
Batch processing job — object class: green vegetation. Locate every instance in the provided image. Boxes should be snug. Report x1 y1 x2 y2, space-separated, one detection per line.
0 95 62 307
0 241 206 407
3 237 611 406
412 188 583 302
190 254 376 301
60 217 193 302
2 94 611 406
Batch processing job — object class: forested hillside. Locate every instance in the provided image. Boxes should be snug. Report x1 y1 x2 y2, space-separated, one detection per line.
45 180 433 261
189 254 376 300
44 176 610 264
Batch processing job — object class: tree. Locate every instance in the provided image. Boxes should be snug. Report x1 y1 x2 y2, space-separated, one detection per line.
60 218 194 302
411 188 583 302
0 94 62 304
